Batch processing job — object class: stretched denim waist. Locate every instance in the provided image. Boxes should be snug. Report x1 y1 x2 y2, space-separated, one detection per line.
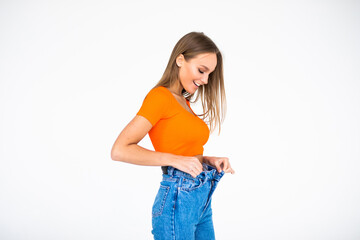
162 163 224 182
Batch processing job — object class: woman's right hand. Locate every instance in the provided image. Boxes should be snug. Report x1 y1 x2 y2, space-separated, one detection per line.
171 155 203 178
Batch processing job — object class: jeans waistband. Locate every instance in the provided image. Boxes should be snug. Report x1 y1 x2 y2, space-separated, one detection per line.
163 163 224 181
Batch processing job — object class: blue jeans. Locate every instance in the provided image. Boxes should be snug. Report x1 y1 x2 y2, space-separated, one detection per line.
151 163 225 240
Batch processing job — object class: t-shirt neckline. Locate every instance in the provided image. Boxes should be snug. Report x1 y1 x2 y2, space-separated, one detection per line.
159 86 198 117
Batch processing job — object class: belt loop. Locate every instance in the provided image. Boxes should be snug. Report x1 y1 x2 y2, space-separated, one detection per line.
165 166 174 176
178 176 183 189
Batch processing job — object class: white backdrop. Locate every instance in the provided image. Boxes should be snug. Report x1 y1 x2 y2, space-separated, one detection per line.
1 0 359 239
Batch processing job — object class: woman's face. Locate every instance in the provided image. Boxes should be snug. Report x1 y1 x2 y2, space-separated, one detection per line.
176 52 217 94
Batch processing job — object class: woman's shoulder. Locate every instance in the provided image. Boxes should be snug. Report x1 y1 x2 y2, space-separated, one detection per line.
149 85 169 94
140 86 174 105
146 86 172 99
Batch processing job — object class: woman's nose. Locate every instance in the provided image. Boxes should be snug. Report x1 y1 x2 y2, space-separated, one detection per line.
201 75 209 85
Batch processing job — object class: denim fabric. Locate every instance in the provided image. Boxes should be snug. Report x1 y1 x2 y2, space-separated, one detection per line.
151 163 225 240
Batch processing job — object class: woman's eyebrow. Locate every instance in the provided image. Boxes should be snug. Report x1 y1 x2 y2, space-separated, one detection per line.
200 65 209 71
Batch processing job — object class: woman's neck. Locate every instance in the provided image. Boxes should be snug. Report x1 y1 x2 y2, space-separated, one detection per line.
168 82 184 96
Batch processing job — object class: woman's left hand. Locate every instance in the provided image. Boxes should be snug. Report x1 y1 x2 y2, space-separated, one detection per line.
203 156 235 174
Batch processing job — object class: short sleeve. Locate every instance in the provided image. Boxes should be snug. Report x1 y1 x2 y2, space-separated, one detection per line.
136 87 170 126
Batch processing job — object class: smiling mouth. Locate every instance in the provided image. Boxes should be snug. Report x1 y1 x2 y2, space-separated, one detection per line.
193 81 200 87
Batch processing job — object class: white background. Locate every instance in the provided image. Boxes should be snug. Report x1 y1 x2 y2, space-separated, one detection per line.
1 0 359 239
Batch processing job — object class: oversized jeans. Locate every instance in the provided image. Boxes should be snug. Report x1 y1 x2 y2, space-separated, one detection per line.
151 163 225 240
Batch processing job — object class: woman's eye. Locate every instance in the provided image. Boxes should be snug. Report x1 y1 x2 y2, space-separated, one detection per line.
198 69 204 74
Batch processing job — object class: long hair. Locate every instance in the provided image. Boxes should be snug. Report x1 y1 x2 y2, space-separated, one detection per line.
153 31 226 135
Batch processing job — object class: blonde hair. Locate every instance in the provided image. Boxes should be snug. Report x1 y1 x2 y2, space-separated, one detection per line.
154 31 226 135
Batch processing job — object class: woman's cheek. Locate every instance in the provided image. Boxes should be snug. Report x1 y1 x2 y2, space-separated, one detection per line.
191 68 200 78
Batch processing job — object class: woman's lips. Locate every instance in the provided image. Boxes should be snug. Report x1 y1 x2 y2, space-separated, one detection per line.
193 81 199 88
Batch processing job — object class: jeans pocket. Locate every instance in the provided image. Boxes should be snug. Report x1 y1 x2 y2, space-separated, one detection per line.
180 177 205 192
152 185 170 218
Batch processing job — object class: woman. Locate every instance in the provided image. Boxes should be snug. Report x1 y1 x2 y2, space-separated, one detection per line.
111 31 235 240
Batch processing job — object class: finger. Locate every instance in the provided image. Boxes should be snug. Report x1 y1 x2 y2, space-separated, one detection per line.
193 158 203 174
223 161 233 173
222 158 229 172
228 162 235 174
188 168 197 178
191 169 200 177
191 164 202 177
214 159 222 173
194 167 202 177
195 162 203 173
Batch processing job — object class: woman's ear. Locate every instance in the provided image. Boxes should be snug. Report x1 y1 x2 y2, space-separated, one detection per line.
176 54 184 67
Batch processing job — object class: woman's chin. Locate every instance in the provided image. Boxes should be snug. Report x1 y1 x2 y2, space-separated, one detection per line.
184 86 198 95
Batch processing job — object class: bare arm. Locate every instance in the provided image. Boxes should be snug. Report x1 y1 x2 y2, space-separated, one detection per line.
110 115 203 177
111 115 173 166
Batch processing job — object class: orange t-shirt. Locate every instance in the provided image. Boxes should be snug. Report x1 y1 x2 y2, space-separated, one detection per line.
136 86 210 156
